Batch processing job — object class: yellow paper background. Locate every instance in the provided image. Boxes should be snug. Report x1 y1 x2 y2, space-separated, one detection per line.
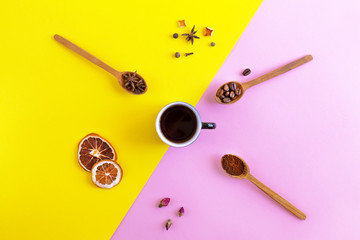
0 0 262 239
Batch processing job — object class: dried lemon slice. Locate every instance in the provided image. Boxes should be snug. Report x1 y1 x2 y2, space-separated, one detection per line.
91 160 123 189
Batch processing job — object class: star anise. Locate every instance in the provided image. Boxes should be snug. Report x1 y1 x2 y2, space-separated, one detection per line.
122 70 146 94
182 25 200 45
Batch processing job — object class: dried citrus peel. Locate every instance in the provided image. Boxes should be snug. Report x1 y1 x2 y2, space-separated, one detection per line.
91 160 122 189
78 133 117 172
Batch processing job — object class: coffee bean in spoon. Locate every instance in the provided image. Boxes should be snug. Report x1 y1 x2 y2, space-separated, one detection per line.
229 82 236 91
223 97 231 103
216 88 224 97
216 82 242 103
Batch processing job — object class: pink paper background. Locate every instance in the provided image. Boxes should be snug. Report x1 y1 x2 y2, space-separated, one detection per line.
112 0 360 239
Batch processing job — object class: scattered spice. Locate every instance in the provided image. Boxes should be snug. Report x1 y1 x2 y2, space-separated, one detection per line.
221 154 245 176
185 52 193 57
242 68 251 76
165 219 172 230
211 42 216 47
175 52 181 58
178 207 184 217
122 71 147 94
182 25 200 45
173 33 179 39
159 198 170 208
178 20 186 28
204 27 214 36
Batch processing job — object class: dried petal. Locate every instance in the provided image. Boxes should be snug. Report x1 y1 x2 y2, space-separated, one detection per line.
178 207 184 217
204 27 214 36
159 198 170 208
178 20 186 28
165 219 172 230
191 25 195 33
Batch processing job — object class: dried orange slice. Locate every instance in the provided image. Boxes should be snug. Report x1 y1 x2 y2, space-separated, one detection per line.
91 160 123 188
78 133 117 172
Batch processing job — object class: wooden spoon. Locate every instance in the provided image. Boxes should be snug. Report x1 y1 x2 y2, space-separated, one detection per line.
221 154 306 220
54 34 147 95
215 55 313 104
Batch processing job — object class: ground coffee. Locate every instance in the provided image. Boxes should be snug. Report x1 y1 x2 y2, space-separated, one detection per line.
221 154 245 176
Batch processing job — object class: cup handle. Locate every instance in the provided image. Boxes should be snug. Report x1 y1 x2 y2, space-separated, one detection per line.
201 122 216 129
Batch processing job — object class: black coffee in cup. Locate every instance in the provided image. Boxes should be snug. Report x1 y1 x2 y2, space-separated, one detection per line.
160 105 197 143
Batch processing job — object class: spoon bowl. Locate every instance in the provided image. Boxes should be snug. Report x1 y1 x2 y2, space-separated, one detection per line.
118 71 147 95
215 55 313 104
221 154 306 220
54 34 147 95
221 154 249 178
215 82 244 104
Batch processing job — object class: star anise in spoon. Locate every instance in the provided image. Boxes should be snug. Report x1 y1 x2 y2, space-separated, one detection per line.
182 25 200 45
122 71 146 94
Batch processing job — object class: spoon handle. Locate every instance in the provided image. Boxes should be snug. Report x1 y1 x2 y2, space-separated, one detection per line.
54 34 120 77
246 173 306 220
241 55 313 90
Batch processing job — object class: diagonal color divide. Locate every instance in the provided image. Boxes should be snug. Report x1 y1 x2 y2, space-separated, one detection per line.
112 0 360 239
0 0 262 239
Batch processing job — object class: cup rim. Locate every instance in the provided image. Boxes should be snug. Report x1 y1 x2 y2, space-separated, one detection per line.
155 101 202 148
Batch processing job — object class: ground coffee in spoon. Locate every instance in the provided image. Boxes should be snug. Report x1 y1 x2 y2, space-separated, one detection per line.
221 155 244 176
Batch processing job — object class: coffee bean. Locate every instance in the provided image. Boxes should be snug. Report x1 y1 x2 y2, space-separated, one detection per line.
222 97 231 103
216 88 224 97
225 91 230 97
230 91 235 98
235 88 241 96
219 95 225 99
229 82 236 91
242 68 251 76
223 84 229 91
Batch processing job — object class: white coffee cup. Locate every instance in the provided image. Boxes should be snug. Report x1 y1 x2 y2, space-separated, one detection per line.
155 101 216 147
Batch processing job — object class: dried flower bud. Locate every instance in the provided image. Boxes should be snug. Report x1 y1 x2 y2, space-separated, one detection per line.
165 219 172 230
178 20 186 28
178 207 184 217
204 27 214 36
158 198 170 208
